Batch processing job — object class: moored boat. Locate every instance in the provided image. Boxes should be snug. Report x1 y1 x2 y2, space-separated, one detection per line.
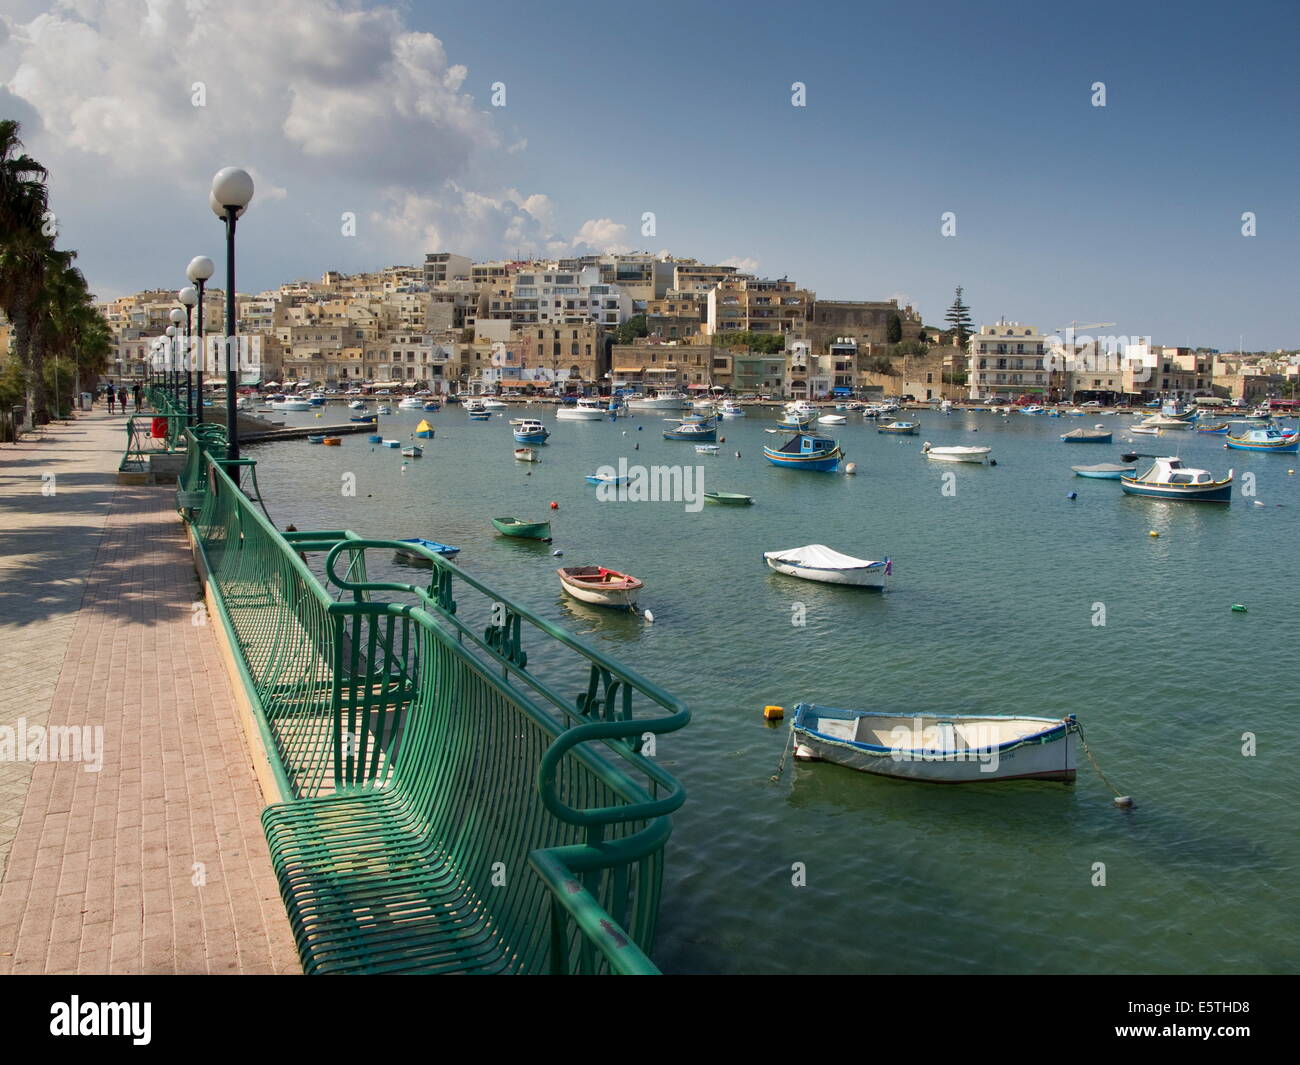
415 419 434 438
349 414 377 424
1130 425 1161 436
703 491 754 505
398 396 423 409
556 397 609 421
381 439 401 448
512 418 550 444
1071 463 1136 479
401 445 422 458
921 442 992 463
878 421 918 434
1224 426 1299 452
790 703 1079 783
764 544 891 588
556 566 643 609
694 444 720 454
763 430 843 471
1060 428 1112 443
584 472 628 486
492 516 552 540
1196 422 1230 434
663 418 717 442
514 446 540 462
306 434 325 444
321 436 342 446
718 401 746 418
1120 456 1233 502
626 391 690 412
395 537 460 562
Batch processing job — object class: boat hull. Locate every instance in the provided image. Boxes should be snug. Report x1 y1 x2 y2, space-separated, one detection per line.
790 704 1078 783
664 426 717 442
513 431 549 443
492 517 551 540
762 446 842 471
1225 435 1299 452
555 408 606 421
765 557 887 588
922 448 990 463
1120 479 1232 502
556 568 642 609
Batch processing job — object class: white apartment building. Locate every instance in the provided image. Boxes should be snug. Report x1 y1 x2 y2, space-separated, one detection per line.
967 321 1052 399
511 266 631 327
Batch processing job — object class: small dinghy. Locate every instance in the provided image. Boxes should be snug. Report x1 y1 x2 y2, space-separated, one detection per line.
322 436 342 446
349 414 377 424
694 444 721 454
306 435 325 444
514 446 540 462
704 491 754 505
585 472 628 486
790 703 1079 783
556 566 643 609
1071 463 1136 479
492 516 552 540
877 421 918 434
1060 428 1112 443
1130 425 1161 435
764 544 891 588
1196 422 1230 434
395 538 460 563
401 445 422 458
921 442 992 463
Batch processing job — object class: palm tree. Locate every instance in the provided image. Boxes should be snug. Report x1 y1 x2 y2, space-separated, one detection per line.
0 121 51 428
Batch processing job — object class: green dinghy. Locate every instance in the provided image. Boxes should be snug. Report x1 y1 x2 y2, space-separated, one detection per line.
703 492 754 505
491 516 553 540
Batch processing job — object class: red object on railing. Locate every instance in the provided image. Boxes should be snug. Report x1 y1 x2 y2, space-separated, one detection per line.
151 417 169 439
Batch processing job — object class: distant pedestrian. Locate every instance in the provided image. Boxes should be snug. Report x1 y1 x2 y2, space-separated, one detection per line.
132 383 142 410
118 388 127 410
107 389 115 413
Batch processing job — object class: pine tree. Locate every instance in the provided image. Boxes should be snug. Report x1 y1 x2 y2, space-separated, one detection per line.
886 312 902 345
944 286 973 348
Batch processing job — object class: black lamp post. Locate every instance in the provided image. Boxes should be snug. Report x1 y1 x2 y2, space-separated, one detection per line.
210 168 254 464
179 285 197 426
168 308 184 406
187 256 214 426
164 324 178 402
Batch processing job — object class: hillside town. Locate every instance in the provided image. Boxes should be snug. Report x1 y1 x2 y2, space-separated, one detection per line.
83 251 1300 407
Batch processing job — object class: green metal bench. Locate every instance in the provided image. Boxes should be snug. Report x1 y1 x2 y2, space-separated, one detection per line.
181 437 689 974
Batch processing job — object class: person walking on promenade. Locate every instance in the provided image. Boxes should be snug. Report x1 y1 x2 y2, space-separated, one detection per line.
133 383 142 411
118 387 128 412
107 388 115 413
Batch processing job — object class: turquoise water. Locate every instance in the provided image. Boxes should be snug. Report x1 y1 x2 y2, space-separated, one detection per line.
247 404 1299 974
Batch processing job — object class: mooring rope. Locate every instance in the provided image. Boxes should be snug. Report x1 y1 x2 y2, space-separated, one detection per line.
770 726 795 783
1073 719 1132 806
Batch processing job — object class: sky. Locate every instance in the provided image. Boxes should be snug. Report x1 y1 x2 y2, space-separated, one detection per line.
1 0 1297 351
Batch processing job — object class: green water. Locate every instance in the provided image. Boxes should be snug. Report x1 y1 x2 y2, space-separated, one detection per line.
248 404 1299 974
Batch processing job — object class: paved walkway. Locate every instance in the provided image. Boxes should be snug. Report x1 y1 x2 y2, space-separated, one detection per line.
0 410 298 974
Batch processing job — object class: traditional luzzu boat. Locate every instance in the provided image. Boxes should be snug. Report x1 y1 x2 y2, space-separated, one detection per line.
492 516 552 540
663 417 717 442
1120 456 1233 502
1060 427 1112 443
1225 425 1300 452
1071 463 1136 479
556 566 643 609
763 430 843 471
763 545 892 589
1196 422 1230 434
512 418 550 444
415 419 434 439
921 442 992 463
877 421 918 434
394 537 460 562
789 703 1079 783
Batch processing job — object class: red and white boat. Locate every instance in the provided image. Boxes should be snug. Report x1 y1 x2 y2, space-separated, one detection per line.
556 566 643 609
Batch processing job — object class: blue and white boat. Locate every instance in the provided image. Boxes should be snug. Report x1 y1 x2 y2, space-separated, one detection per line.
789 703 1079 783
663 418 717 442
1071 463 1137 479
511 418 550 444
349 414 377 424
1120 456 1233 502
585 472 629 486
763 430 844 472
395 538 460 561
1224 425 1299 453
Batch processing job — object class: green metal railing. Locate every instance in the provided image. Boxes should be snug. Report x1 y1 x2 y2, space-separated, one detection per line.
178 428 689 974
118 387 189 473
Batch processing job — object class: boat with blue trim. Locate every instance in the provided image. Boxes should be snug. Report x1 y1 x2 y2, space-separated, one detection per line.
663 417 717 442
1120 456 1233 502
1224 425 1299 452
511 418 550 444
763 430 844 471
877 421 918 434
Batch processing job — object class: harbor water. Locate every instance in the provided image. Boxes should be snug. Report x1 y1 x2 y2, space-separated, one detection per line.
247 404 1299 974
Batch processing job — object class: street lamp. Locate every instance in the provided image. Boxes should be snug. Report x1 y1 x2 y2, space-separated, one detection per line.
187 256 214 426
179 286 197 424
168 308 185 405
164 324 178 402
210 166 254 463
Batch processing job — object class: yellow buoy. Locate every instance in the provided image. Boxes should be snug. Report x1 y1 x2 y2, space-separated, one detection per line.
1148 530 1159 538
763 705 785 721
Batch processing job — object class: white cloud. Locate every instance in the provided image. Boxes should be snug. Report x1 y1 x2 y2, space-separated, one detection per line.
720 256 760 275
572 218 630 254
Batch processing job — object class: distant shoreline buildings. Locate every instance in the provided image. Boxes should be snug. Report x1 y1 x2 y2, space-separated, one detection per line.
86 250 1299 402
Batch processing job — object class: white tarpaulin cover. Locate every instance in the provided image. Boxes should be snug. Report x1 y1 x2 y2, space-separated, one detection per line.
763 544 881 570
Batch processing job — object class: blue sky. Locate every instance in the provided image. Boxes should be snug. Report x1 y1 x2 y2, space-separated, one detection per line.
2 0 1296 349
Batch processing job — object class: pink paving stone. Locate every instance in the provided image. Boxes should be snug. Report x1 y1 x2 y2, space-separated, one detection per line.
0 415 298 974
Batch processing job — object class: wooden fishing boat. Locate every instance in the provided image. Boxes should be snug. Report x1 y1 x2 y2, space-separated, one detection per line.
877 421 918 434
763 430 843 471
921 442 991 463
1060 428 1112 443
790 703 1078 783
1225 426 1299 452
764 544 891 588
1120 456 1233 502
514 446 540 462
512 419 550 444
492 516 552 540
395 538 460 562
1196 422 1230 434
663 418 717 442
468 411 491 421
322 436 342 446
415 419 434 438
703 491 754 505
401 445 422 458
556 566 643 609
1130 425 1161 436
306 434 325 444
1071 463 1136 479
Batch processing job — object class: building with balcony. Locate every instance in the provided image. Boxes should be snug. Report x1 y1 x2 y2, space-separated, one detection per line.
967 321 1051 399
705 278 812 337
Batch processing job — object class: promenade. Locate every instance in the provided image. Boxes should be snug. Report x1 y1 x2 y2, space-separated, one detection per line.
0 410 297 974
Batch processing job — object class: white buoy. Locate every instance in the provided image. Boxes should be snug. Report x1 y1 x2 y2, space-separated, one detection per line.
643 609 654 624
1113 796 1133 808
844 462 857 475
